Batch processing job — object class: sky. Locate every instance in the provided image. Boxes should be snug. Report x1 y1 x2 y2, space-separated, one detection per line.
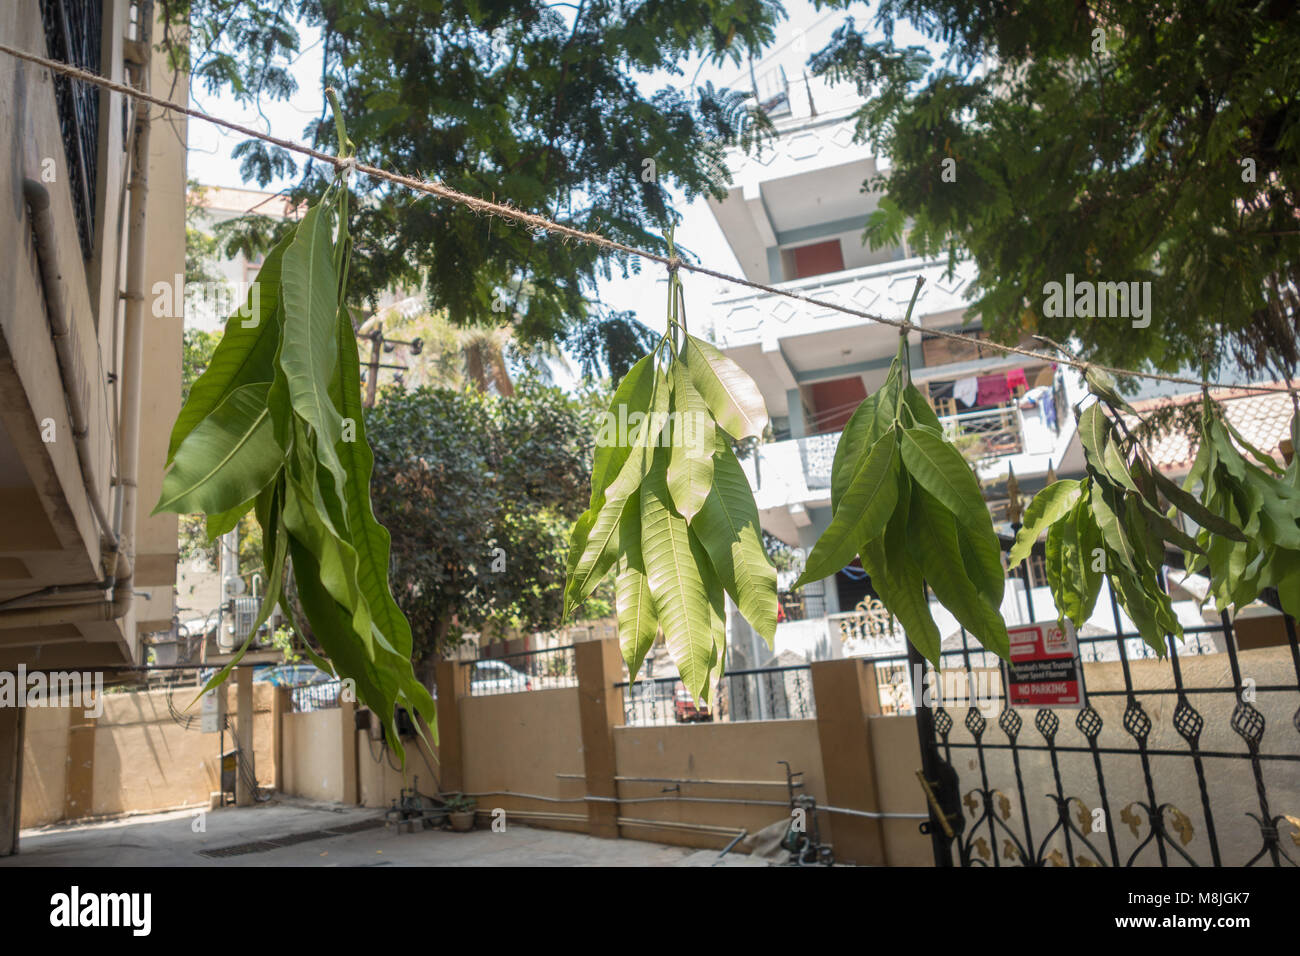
183 2 934 379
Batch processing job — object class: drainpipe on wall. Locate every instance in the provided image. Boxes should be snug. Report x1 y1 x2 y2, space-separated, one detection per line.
114 0 155 640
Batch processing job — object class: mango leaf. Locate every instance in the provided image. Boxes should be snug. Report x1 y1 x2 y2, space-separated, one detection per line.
693 537 727 705
902 382 943 434
691 434 777 645
1074 504 1106 623
910 487 1009 658
205 495 257 541
957 517 1006 608
1147 466 1247 542
861 482 941 667
615 554 658 685
279 202 346 491
666 361 715 522
1009 479 1082 567
154 382 283 516
590 353 655 511
796 428 899 587
333 297 416 662
640 445 717 701
899 426 992 535
1089 479 1139 575
166 229 294 465
683 333 768 440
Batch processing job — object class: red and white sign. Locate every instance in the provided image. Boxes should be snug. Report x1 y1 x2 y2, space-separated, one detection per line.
1005 622 1085 709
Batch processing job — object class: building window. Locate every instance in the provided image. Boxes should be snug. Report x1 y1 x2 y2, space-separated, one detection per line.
39 0 103 259
783 239 845 280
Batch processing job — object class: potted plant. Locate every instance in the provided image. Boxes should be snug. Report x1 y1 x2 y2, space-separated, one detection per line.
444 793 477 832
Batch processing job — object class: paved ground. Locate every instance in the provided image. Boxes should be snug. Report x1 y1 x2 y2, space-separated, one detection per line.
1 798 764 867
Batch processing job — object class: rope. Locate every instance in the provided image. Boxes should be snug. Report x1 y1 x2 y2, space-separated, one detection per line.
4 39 1296 397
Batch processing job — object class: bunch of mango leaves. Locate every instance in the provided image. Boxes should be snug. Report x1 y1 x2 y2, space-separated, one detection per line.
154 100 434 758
1010 369 1300 654
792 288 1011 667
563 267 777 703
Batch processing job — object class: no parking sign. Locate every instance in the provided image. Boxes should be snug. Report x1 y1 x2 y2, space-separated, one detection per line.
1005 621 1085 709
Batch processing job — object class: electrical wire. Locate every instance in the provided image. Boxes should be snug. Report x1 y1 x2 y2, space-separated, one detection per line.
0 40 1294 398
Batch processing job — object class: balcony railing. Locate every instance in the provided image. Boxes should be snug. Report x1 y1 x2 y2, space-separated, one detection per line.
39 0 102 259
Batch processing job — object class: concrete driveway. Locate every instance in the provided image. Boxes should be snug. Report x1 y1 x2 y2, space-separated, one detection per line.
1 798 763 867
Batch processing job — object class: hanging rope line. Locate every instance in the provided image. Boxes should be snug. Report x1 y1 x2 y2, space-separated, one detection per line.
4 39 1296 397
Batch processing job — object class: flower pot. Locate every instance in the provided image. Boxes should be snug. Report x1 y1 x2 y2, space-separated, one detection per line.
449 810 476 832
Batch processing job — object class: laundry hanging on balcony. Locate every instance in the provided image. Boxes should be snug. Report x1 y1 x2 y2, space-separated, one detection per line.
953 376 978 407
976 373 1012 406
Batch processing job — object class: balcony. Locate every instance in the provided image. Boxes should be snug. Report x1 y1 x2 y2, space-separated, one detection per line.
710 257 980 351
746 400 1067 516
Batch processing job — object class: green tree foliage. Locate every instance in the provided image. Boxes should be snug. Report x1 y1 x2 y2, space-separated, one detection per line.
367 379 602 660
810 0 1300 379
162 0 783 364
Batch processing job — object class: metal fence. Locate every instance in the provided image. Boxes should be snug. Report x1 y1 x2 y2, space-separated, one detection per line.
617 665 816 727
461 645 577 697
901 552 1300 868
290 680 343 713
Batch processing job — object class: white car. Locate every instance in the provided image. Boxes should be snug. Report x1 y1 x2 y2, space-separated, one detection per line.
470 659 531 695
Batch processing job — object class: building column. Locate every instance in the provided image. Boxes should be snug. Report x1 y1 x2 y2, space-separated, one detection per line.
434 658 469 793
575 639 623 838
0 705 25 856
234 666 254 806
809 658 887 865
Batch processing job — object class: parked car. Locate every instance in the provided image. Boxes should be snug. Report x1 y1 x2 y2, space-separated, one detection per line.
470 659 531 695
257 663 335 688
674 684 712 722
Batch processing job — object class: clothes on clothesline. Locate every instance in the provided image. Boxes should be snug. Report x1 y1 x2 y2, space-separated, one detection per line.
1006 367 1028 393
928 380 955 400
953 376 978 407
976 373 1012 406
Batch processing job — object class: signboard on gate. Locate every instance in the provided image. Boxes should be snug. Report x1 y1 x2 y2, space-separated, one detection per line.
1005 621 1085 709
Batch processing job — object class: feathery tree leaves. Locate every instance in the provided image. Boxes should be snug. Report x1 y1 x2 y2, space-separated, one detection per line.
161 0 786 370
810 0 1300 382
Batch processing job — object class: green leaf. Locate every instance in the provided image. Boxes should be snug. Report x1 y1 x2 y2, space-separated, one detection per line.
691 435 777 645
166 229 294 466
333 296 416 661
1089 480 1139 575
910 487 1009 658
682 334 768 440
279 202 346 489
1074 504 1106 624
898 426 993 535
616 554 658 685
1147 465 1248 542
565 470 641 618
205 495 256 541
902 382 943 434
640 444 718 701
590 353 655 512
1009 479 1082 567
666 361 715 522
154 382 283 516
860 483 941 667
796 428 899 587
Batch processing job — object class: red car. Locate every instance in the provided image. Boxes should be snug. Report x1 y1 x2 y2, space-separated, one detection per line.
673 685 712 722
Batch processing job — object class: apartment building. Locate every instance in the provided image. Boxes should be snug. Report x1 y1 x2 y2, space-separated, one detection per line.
701 46 1088 669
0 0 185 852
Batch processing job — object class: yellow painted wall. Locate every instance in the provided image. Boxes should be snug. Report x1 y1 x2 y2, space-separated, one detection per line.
613 718 826 850
20 683 274 827
459 687 587 832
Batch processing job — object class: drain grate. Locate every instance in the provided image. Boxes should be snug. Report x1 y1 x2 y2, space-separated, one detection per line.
198 816 387 858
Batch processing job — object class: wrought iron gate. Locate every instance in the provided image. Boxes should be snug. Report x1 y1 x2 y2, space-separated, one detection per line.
896 547 1300 867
